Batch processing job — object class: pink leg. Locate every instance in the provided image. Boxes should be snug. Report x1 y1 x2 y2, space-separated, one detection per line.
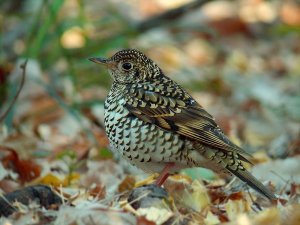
155 162 175 186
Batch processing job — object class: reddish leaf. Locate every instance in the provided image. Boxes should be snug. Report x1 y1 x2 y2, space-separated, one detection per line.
240 98 261 112
0 145 41 183
208 17 251 37
207 185 227 203
210 206 229 223
137 216 156 225
290 182 299 197
89 184 106 199
0 64 12 105
228 191 244 201
118 175 136 193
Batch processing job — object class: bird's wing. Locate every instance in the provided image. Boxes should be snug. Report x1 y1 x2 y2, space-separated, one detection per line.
124 81 252 163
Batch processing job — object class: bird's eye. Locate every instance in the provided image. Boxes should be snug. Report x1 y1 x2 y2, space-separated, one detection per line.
122 62 133 71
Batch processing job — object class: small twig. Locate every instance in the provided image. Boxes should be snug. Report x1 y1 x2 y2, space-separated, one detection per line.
247 188 262 212
0 60 28 123
88 215 97 225
92 207 126 213
135 0 213 32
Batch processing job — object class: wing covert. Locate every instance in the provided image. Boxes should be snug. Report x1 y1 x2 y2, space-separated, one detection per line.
124 82 252 162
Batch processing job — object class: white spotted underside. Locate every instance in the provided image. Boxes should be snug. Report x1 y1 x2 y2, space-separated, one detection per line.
104 87 210 174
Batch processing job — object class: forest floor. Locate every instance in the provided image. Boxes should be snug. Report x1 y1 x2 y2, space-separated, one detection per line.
0 0 300 224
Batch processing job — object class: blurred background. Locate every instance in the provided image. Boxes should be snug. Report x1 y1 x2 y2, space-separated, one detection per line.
0 0 300 191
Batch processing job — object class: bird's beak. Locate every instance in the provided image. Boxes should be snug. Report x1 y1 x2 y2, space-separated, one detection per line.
89 57 116 69
89 57 107 64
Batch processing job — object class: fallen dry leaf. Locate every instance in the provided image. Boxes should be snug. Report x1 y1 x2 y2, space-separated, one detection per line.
0 145 41 183
225 199 252 221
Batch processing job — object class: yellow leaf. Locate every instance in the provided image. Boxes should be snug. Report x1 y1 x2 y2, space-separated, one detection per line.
38 172 80 187
181 180 210 212
225 199 251 221
204 211 220 225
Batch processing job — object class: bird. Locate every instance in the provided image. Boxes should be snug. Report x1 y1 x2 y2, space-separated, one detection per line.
89 49 277 200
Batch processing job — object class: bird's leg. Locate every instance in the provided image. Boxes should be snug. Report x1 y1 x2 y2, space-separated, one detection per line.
155 162 175 186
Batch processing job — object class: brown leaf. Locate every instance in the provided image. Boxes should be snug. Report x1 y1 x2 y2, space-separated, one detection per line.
228 191 244 201
89 184 106 199
0 145 41 183
208 17 251 37
118 175 136 193
137 216 156 225
210 206 229 223
280 1 300 26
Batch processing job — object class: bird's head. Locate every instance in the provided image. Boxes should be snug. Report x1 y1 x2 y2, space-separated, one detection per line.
89 49 161 84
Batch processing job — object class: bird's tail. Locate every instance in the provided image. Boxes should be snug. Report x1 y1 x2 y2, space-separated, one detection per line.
227 166 277 201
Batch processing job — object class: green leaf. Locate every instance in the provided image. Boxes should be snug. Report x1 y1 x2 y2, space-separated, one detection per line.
98 148 113 159
182 168 216 181
56 149 77 160
26 0 65 58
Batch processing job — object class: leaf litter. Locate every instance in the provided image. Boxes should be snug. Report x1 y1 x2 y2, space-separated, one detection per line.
1 0 300 224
